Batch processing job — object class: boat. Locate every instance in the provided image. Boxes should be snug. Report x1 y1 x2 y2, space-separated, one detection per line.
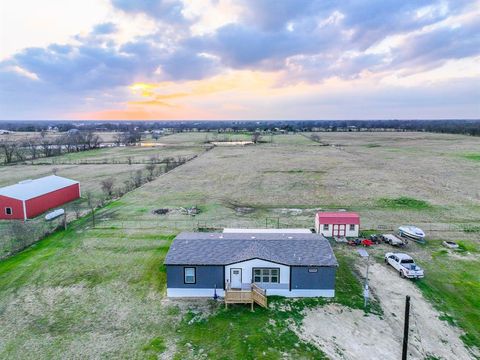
45 208 65 221
398 226 425 243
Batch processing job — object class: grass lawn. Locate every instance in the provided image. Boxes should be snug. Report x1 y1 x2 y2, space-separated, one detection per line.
416 240 480 350
174 251 381 360
0 199 375 359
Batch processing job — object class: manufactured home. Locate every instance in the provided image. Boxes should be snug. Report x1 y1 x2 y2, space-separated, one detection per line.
315 212 360 237
164 232 338 298
0 175 80 220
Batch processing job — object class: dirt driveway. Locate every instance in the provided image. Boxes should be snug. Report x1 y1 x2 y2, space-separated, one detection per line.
297 262 478 360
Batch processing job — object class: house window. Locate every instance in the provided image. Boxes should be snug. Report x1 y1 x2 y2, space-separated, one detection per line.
184 267 196 284
308 268 318 273
5 207 12 215
253 268 279 283
323 224 329 230
349 224 355 231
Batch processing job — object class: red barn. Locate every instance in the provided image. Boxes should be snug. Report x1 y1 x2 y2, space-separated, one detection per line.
315 212 360 238
0 175 80 220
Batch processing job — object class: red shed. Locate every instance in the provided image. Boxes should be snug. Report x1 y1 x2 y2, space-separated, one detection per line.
0 175 80 220
315 212 360 237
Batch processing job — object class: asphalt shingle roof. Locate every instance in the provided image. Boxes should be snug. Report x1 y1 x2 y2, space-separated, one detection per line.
164 232 338 267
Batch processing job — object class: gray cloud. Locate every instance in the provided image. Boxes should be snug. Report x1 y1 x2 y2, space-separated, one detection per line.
1 0 479 119
91 22 117 35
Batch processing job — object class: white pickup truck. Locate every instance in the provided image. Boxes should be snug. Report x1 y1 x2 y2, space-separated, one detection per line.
384 252 424 279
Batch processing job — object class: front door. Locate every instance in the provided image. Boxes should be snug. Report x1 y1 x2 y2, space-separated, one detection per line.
333 224 346 237
230 268 242 289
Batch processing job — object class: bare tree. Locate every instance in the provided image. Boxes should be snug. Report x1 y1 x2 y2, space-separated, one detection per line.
71 202 82 219
100 178 115 198
115 131 141 146
40 137 53 157
251 132 262 144
84 131 102 149
123 178 134 193
131 170 143 188
25 137 40 159
145 163 156 181
145 156 157 180
0 140 17 164
85 191 96 227
164 157 175 171
15 142 28 162
310 133 321 142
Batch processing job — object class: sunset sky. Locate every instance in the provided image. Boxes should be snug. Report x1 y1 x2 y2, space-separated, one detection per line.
0 0 479 120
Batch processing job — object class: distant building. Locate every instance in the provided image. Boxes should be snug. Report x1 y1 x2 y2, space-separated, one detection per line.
0 175 80 220
315 212 360 238
165 232 338 298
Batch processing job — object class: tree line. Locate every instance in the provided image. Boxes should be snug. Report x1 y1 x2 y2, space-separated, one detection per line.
1 119 479 136
0 130 102 164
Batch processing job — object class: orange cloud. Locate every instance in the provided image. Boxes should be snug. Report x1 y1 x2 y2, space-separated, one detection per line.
126 70 279 108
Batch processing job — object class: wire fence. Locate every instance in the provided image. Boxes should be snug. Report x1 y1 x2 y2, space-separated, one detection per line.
90 217 479 234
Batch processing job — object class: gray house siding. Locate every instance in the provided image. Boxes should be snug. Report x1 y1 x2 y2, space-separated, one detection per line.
290 266 336 290
166 265 224 288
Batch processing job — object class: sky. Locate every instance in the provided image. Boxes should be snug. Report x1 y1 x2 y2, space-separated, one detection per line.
0 0 479 121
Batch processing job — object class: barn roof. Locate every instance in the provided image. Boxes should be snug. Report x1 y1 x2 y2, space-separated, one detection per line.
0 175 79 201
316 212 360 225
164 232 338 267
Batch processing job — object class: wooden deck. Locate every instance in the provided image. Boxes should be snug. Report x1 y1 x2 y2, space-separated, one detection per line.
225 284 267 310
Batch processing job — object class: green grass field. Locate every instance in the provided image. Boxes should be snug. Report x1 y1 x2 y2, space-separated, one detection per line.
0 132 479 358
417 239 480 349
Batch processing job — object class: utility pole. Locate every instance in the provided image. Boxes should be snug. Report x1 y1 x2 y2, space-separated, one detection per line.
402 295 411 360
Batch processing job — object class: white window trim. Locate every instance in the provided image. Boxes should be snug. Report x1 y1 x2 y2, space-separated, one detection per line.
253 268 280 283
5 207 12 215
184 267 196 284
323 224 329 230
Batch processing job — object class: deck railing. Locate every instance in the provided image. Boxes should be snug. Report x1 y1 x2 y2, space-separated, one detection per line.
224 283 267 310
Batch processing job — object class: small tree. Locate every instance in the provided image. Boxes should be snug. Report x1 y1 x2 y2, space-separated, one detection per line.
131 170 143 188
123 179 134 192
252 132 262 144
145 163 156 181
100 178 115 198
85 191 96 227
164 157 175 171
0 140 17 164
71 202 82 219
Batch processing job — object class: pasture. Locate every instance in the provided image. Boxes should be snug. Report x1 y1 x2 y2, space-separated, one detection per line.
0 131 478 359
0 144 207 256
